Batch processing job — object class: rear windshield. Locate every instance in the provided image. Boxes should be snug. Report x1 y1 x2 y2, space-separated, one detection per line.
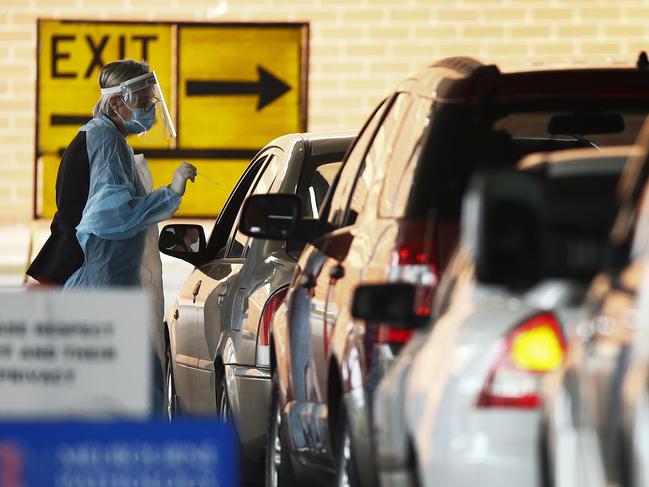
405 103 649 219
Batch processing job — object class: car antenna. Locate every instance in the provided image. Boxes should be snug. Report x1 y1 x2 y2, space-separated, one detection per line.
637 51 649 70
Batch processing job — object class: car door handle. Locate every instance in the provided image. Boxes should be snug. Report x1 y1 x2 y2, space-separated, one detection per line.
329 264 345 281
300 274 316 289
217 282 230 306
192 280 202 303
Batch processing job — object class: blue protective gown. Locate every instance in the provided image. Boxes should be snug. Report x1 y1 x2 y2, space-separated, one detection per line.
64 115 181 288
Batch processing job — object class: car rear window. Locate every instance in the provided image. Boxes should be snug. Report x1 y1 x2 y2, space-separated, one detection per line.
403 103 649 220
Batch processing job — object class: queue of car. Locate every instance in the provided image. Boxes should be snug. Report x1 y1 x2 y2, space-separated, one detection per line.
161 53 649 487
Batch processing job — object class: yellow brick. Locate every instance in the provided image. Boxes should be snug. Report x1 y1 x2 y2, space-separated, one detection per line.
14 117 36 130
319 61 361 74
310 79 341 91
0 31 33 42
302 8 339 22
438 9 480 22
389 10 433 22
415 26 458 39
310 113 344 128
2 99 34 115
317 26 363 40
0 135 32 146
462 26 505 38
581 42 623 56
604 25 647 38
370 61 412 74
343 9 385 23
345 78 380 91
557 25 599 38
370 26 411 39
345 43 386 57
486 43 529 56
484 8 527 21
10 82 36 96
625 43 649 56
397 42 446 57
532 7 574 21
1 66 33 80
579 7 621 20
438 42 486 55
36 0 78 6
533 42 577 56
510 26 551 38
10 13 37 24
625 7 649 20
311 43 344 57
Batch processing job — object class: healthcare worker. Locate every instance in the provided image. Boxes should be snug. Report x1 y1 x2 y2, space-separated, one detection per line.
27 60 195 287
61 60 195 288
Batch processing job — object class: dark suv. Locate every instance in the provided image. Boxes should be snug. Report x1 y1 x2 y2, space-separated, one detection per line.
241 56 649 487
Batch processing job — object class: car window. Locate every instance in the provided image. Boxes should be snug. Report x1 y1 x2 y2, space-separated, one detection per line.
226 153 281 258
379 95 432 218
204 154 269 260
343 93 411 224
300 160 343 219
327 99 389 227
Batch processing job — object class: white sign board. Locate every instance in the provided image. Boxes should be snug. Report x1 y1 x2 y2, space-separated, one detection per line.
0 290 151 417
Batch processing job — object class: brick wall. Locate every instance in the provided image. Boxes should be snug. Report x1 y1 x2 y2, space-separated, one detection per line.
2 0 649 223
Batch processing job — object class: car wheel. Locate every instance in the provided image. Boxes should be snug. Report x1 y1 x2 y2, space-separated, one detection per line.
216 371 233 421
265 372 298 487
335 400 361 487
164 347 178 422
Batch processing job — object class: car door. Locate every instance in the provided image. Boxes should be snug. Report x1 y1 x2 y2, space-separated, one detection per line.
302 99 393 402
189 150 284 412
170 151 272 412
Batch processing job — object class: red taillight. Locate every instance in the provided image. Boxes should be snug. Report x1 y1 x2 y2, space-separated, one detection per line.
371 240 438 347
477 313 567 409
377 326 414 344
258 287 289 346
389 240 438 318
397 241 435 266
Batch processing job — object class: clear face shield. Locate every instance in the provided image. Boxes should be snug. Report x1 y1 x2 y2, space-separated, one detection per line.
100 71 176 138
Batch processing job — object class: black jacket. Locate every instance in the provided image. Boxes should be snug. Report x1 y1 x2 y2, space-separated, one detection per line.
27 131 90 284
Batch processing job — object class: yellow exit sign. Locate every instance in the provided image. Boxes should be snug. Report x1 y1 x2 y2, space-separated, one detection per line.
36 20 309 218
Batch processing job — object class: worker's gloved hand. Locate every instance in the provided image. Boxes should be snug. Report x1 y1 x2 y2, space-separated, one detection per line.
170 162 197 196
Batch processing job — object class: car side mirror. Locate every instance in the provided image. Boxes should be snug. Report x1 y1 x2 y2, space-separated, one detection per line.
352 283 427 329
159 224 206 265
239 194 302 240
465 171 546 287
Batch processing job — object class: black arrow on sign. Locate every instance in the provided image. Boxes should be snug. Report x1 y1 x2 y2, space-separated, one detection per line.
185 65 291 111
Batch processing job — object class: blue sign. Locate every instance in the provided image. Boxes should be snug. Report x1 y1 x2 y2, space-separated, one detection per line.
0 420 238 487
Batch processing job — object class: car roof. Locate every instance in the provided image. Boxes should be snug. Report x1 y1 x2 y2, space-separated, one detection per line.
264 130 357 155
517 146 640 178
399 55 649 104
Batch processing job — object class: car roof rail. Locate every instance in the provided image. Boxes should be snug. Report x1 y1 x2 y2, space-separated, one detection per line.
431 57 500 77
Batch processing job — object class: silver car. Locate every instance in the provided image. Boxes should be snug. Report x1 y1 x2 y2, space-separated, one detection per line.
159 131 355 482
542 125 649 487
367 147 629 487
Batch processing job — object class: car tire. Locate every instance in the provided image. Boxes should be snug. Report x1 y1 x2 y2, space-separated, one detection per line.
164 346 179 422
265 371 298 487
335 400 362 487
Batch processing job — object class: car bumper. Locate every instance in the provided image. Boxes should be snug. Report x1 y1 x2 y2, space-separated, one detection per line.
417 409 541 487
